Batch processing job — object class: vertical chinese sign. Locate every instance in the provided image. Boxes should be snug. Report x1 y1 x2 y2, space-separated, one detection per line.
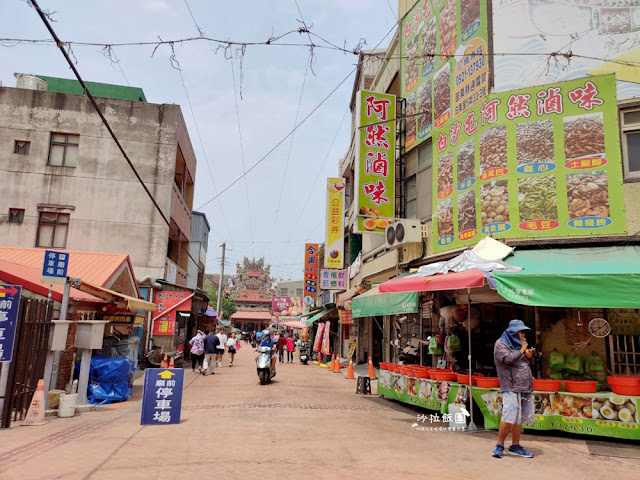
401 0 490 151
0 285 21 362
321 320 331 355
325 177 345 268
304 244 320 298
355 90 396 234
432 75 626 253
152 291 192 336
141 368 185 425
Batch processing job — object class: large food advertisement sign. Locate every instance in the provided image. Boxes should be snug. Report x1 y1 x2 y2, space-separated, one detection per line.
494 0 640 100
432 75 626 253
354 90 396 234
401 0 490 151
271 296 303 316
325 177 345 268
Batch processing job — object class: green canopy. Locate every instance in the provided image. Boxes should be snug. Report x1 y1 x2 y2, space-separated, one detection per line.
352 285 419 318
492 246 640 308
305 308 334 326
295 309 322 319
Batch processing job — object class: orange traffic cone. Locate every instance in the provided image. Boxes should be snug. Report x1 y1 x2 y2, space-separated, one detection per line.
23 379 47 426
169 356 175 368
368 356 376 379
329 353 335 371
334 355 341 373
346 359 355 379
162 354 168 368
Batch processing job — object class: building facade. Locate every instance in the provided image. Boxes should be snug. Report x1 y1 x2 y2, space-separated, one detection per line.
274 280 304 298
0 75 197 286
187 211 210 290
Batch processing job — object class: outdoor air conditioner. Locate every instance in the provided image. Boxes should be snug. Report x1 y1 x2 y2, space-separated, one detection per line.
385 219 423 248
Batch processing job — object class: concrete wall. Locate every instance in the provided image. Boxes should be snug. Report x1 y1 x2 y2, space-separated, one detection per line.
0 86 181 280
275 280 304 297
187 212 210 290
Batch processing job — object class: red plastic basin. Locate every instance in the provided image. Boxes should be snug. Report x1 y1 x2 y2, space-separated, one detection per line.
533 378 562 392
564 380 598 394
456 373 484 386
608 376 640 396
434 372 457 382
475 377 500 389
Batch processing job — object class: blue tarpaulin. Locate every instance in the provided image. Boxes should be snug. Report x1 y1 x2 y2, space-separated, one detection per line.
76 356 135 405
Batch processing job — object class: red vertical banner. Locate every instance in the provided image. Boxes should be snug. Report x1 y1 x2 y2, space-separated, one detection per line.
304 243 320 298
313 321 325 353
321 320 331 355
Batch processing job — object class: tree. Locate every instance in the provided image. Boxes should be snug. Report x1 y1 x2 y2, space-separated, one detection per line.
205 286 237 319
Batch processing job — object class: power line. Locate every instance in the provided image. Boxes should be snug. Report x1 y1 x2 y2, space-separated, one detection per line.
27 0 204 271
195 65 357 210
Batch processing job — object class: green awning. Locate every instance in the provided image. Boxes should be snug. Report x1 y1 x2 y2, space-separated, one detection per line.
492 246 640 308
305 308 334 326
295 309 322 319
352 285 419 318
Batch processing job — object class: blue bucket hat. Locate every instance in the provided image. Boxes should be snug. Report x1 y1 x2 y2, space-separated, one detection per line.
499 319 531 350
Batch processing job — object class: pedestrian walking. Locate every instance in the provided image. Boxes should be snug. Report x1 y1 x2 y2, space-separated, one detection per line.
203 329 220 376
227 331 238 367
277 333 286 363
216 328 227 368
188 329 205 373
492 319 536 459
286 335 295 363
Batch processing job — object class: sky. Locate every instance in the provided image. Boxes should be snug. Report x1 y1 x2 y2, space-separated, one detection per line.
0 0 398 282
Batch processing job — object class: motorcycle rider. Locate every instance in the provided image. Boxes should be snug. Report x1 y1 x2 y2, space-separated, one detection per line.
258 329 277 376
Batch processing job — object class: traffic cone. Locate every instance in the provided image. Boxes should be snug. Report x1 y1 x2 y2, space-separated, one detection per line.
329 353 335 371
346 359 355 379
368 356 376 379
333 354 339 372
22 379 47 426
169 356 175 368
162 354 168 368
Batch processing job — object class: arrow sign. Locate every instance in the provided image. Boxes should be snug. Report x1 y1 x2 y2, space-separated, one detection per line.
0 286 18 296
159 370 175 379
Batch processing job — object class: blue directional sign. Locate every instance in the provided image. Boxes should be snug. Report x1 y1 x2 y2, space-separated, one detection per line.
140 368 185 425
41 250 69 285
0 285 21 362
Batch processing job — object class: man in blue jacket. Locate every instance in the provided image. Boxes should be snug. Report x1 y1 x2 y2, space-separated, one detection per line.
203 329 220 376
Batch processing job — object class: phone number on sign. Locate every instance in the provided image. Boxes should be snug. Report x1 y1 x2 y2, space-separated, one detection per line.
527 422 594 434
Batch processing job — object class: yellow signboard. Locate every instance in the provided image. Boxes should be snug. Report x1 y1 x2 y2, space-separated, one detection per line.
325 177 345 268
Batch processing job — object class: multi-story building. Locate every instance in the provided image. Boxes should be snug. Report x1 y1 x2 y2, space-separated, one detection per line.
187 211 210 290
0 74 197 286
274 280 304 298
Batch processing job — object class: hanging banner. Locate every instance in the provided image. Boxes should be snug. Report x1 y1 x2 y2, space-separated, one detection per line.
432 75 626 253
401 0 490 151
321 320 331 355
354 90 396 234
325 177 345 268
304 243 320 298
313 321 325 353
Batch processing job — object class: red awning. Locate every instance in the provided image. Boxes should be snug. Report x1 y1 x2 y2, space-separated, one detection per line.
378 268 486 293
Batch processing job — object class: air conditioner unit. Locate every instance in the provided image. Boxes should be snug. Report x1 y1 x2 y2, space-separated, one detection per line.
385 219 423 248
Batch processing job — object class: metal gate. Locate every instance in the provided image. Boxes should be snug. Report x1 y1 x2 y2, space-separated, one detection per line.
1 298 53 428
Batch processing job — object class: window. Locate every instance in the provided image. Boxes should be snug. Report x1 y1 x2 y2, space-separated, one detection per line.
48 133 79 167
8 208 25 223
296 288 303 297
280 288 288 296
621 108 640 179
405 175 417 219
36 212 69 248
14 140 30 155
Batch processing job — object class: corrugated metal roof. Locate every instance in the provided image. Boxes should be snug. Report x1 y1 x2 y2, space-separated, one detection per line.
0 246 130 302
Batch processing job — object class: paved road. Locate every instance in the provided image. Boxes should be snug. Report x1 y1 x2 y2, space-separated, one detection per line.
0 348 638 479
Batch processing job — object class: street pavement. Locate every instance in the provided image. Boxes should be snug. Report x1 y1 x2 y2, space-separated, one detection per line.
0 348 639 480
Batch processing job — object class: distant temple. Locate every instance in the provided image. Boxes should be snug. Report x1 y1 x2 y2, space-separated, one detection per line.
229 257 274 330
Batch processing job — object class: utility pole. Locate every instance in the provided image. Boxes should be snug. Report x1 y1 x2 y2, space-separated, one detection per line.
216 242 226 320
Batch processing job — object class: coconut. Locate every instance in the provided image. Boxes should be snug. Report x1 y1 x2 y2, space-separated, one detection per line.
618 408 633 423
600 406 617 420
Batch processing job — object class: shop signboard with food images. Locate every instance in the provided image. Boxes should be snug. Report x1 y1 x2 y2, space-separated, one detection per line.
401 0 490 151
354 90 396 234
493 0 640 101
304 243 320 298
271 296 303 316
473 388 640 440
325 177 345 268
432 74 626 253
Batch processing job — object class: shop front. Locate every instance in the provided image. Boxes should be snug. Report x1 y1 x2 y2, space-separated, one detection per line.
372 246 640 440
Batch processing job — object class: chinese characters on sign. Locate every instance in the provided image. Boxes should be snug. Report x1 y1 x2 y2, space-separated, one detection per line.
152 291 192 336
338 308 353 325
271 296 303 316
325 178 345 269
433 75 625 254
320 269 347 290
304 243 320 298
41 250 69 285
0 285 21 362
140 368 185 425
355 91 396 234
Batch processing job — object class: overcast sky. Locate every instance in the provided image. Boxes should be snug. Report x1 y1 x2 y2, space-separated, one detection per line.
0 0 396 281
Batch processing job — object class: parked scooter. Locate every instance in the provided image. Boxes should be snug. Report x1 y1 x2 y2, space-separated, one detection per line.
299 341 309 365
143 344 184 369
256 345 277 385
